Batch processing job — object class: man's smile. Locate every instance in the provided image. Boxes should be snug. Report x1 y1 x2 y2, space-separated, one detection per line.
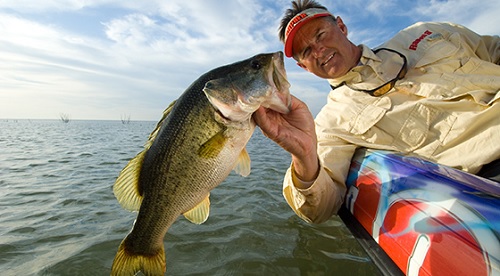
321 53 335 66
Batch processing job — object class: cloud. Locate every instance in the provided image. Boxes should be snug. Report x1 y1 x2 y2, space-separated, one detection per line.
0 0 498 120
0 12 161 118
328 0 500 46
413 0 500 35
0 1 287 120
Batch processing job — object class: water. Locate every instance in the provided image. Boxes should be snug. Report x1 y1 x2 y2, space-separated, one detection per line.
0 119 380 275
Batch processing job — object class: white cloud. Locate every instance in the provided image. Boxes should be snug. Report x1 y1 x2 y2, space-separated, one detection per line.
0 0 498 120
104 14 157 45
414 0 500 35
0 1 286 120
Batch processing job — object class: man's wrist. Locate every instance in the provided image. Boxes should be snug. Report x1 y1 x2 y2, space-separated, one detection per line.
291 156 320 183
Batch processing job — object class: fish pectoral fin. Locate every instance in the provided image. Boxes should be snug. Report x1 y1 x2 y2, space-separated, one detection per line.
198 131 227 158
113 150 145 211
183 194 210 224
233 148 251 177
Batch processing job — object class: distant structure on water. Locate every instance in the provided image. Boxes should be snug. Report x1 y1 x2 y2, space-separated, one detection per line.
60 113 70 123
121 114 131 124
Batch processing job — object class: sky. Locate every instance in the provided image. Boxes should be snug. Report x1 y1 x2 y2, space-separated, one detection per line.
1 0 499 121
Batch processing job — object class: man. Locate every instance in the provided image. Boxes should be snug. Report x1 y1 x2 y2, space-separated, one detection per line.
253 0 500 224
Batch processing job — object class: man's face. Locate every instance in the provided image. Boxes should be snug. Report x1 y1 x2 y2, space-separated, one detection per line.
292 16 358 79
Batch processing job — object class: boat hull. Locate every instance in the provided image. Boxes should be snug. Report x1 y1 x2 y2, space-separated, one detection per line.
345 149 500 276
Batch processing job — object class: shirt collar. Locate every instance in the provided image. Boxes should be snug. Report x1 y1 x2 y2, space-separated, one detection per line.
328 45 406 92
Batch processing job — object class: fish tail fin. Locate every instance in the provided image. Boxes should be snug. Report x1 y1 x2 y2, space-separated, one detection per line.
111 239 166 276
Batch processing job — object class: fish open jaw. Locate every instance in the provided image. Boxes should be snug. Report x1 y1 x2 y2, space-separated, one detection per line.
263 53 291 114
205 52 291 122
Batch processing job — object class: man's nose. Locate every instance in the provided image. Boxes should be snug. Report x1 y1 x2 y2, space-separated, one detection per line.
311 43 325 59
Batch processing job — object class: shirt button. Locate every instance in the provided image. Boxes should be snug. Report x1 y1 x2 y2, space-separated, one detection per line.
419 68 427 73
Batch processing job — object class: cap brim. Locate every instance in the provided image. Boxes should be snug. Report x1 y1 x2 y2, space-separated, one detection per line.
284 11 332 58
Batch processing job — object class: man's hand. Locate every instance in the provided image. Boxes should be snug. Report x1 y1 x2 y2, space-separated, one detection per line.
253 95 319 182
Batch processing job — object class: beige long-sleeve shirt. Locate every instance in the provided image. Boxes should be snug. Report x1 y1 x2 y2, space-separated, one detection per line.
283 22 500 224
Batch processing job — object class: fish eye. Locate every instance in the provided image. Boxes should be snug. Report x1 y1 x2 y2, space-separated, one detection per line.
251 60 261 70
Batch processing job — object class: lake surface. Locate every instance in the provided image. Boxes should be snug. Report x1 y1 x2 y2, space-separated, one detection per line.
0 119 380 275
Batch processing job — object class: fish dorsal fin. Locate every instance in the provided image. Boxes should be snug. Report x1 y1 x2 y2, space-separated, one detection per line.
113 100 177 212
183 194 210 224
198 130 227 158
113 150 146 211
233 148 251 177
145 100 177 150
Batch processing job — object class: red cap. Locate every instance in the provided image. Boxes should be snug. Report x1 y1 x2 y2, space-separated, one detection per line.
284 8 333 58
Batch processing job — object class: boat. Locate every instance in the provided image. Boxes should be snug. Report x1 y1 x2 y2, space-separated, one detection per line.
339 148 500 276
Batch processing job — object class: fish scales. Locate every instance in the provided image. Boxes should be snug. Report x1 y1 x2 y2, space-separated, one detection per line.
131 92 240 249
111 52 291 275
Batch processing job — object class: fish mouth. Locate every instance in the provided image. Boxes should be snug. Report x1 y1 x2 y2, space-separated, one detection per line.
263 52 291 114
204 52 292 122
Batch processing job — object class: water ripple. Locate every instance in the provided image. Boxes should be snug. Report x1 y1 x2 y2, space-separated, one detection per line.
0 120 380 275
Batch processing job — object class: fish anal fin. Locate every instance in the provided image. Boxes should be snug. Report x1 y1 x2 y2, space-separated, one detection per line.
233 148 251 177
111 238 165 276
198 131 227 158
183 194 210 224
113 150 146 211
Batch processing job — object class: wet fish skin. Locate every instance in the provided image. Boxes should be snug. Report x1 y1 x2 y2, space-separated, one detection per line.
111 52 290 275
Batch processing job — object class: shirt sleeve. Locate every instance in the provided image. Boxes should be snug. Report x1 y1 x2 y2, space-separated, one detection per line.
282 163 344 224
450 22 500 64
481 35 500 65
282 137 356 224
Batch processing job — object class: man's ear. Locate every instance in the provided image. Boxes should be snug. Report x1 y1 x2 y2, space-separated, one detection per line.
336 16 348 36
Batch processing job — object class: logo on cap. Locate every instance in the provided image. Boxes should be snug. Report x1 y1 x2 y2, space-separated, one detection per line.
286 13 308 38
284 8 332 57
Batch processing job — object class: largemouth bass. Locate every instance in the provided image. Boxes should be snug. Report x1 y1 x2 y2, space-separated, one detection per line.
111 52 291 275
